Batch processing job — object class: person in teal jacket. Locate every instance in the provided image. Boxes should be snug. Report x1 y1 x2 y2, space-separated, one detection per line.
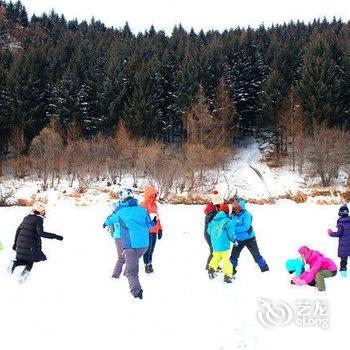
207 203 238 283
104 201 124 279
103 188 155 299
230 198 269 275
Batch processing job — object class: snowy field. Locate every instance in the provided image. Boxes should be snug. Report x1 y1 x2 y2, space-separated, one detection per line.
1 201 349 350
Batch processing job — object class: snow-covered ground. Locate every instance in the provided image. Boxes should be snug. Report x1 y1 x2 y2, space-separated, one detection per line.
1 201 349 350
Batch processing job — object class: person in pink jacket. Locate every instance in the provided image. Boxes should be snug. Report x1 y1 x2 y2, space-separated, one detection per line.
291 246 337 291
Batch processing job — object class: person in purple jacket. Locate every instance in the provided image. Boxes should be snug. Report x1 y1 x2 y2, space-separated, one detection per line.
328 204 350 278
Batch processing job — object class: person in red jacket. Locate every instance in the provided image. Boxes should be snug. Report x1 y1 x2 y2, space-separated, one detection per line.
141 186 162 273
203 190 223 270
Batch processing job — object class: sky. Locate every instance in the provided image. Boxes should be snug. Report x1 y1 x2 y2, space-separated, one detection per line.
20 0 350 34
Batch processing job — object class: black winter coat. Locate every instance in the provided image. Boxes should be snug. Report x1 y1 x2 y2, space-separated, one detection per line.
13 214 61 263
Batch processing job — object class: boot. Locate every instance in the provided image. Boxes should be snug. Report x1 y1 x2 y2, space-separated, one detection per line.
145 264 154 274
224 275 233 283
133 290 143 299
18 268 30 284
208 267 216 279
340 269 347 278
260 264 269 273
7 260 15 275
216 266 223 273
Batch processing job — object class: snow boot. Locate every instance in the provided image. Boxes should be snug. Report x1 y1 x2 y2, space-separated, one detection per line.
216 266 223 273
7 260 15 275
260 264 270 273
224 275 233 283
18 268 30 284
145 265 154 274
208 267 216 279
340 270 347 278
133 290 143 300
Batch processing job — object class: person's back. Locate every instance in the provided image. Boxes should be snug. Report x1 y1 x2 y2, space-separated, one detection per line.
208 211 235 252
104 189 155 299
105 197 152 249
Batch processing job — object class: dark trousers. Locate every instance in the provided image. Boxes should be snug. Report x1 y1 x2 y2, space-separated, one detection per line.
230 237 268 272
125 248 148 295
13 259 33 272
143 233 157 266
204 233 213 270
340 257 348 271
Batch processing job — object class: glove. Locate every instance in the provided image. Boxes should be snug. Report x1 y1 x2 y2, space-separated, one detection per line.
292 277 306 286
56 235 64 241
158 230 162 240
232 240 239 247
327 228 333 236
103 223 107 229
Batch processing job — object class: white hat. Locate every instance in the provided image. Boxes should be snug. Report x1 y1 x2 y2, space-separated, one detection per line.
32 201 45 214
209 190 223 206
117 188 134 199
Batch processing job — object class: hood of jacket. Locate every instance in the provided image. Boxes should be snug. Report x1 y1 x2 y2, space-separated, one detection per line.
204 203 217 215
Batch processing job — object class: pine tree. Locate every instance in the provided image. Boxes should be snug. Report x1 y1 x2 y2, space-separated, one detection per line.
298 32 344 128
212 76 238 146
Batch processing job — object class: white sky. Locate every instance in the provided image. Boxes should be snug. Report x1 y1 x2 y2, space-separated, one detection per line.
20 0 350 34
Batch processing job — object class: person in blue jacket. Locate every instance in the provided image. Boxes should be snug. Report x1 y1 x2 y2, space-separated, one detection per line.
104 201 125 279
103 188 155 299
230 198 269 275
207 203 238 283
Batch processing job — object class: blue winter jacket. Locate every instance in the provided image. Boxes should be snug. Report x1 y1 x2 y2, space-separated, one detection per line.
231 199 255 241
208 211 236 252
104 198 155 249
105 202 122 239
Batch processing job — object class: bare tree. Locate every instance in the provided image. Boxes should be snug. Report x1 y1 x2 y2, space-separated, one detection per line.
30 126 64 189
307 124 350 187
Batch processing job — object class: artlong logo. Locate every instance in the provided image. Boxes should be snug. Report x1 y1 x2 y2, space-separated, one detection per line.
257 298 329 329
257 298 294 328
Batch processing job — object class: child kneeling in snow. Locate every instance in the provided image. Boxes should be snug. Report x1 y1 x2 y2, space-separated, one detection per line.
286 257 305 277
103 188 156 299
229 199 269 275
327 204 350 277
207 203 237 283
9 201 63 283
292 246 337 291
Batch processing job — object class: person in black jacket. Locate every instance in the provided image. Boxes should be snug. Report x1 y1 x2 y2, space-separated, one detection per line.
203 190 223 270
8 201 63 283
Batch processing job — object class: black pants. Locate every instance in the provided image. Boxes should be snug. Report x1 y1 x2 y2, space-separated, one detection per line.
230 237 267 271
204 233 213 270
13 259 33 272
340 257 348 271
143 233 157 266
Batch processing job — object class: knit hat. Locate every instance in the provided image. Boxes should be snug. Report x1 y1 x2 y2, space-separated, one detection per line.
338 204 349 217
210 190 223 206
219 203 230 215
117 188 134 200
32 201 45 215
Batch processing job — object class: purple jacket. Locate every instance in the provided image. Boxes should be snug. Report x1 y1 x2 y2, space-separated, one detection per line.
330 216 350 257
